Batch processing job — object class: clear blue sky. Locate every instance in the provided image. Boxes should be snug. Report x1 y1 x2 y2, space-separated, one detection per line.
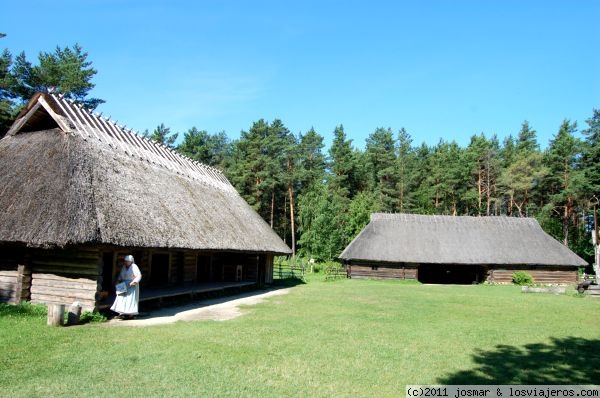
3 1 599 149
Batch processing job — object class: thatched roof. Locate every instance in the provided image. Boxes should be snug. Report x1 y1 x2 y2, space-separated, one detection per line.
339 213 587 266
0 92 291 254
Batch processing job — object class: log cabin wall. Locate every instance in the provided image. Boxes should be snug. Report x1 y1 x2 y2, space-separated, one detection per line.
29 246 101 311
487 266 578 284
349 262 418 280
0 246 31 304
3 244 276 310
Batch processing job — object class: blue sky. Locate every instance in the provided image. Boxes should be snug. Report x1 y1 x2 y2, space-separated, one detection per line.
2 1 599 149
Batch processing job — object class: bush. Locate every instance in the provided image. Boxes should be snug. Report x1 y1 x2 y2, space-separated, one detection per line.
512 271 534 286
79 311 107 324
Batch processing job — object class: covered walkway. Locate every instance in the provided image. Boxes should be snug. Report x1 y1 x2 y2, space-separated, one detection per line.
99 281 256 309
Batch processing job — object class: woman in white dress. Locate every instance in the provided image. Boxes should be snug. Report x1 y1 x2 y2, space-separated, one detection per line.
110 255 142 319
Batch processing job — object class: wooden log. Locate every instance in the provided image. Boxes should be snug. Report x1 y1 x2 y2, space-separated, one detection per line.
47 303 65 326
31 266 99 276
31 285 98 298
0 274 18 283
0 282 16 290
32 273 97 282
32 278 98 290
33 298 96 310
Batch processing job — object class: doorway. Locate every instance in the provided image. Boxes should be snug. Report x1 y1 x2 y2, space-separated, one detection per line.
418 264 485 284
196 255 212 283
101 252 115 291
150 253 170 287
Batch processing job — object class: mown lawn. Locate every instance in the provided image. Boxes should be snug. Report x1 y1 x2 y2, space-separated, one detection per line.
1 278 599 397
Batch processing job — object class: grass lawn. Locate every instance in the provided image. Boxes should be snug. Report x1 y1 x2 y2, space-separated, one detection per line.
1 278 599 397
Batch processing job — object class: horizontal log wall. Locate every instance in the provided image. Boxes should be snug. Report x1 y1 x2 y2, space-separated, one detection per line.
351 264 417 280
0 252 31 304
0 271 17 302
29 247 101 311
0 270 31 304
487 268 578 284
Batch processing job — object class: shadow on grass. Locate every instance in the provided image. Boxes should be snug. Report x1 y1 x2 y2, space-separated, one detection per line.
133 283 299 319
438 337 600 384
271 277 306 288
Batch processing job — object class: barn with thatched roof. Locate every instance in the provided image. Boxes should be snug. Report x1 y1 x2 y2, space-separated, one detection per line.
0 92 291 310
339 213 586 284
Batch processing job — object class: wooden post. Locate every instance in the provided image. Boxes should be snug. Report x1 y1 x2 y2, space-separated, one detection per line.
47 303 65 326
14 263 31 304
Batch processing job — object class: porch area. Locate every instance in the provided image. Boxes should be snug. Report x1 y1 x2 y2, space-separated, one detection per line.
99 280 256 309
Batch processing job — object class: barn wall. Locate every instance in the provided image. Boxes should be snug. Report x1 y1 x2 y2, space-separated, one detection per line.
0 269 19 303
29 247 101 311
487 266 578 284
349 262 418 280
0 265 31 304
3 244 278 309
0 247 32 304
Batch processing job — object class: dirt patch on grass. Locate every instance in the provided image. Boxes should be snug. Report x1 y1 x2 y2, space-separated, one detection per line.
107 287 291 327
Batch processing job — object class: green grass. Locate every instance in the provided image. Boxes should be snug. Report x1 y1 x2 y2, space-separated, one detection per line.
1 279 599 397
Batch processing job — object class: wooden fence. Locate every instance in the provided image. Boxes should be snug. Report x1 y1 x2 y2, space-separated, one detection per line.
272 260 305 280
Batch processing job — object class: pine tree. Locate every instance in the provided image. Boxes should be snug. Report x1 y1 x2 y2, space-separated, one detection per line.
1 41 103 134
11 44 103 109
395 128 418 213
581 109 600 198
365 127 397 212
543 120 585 245
498 122 546 216
177 127 231 169
412 143 434 213
515 120 539 155
328 125 358 199
0 48 15 135
426 140 467 215
498 152 548 217
147 123 178 148
465 134 500 216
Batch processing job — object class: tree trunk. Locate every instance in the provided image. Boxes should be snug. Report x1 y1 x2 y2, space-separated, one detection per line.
399 181 404 212
485 160 491 216
477 168 483 216
451 193 457 216
288 184 296 256
270 189 275 228
563 203 569 246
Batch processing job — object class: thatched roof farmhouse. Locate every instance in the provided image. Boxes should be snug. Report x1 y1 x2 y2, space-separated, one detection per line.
0 92 291 310
340 213 586 284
